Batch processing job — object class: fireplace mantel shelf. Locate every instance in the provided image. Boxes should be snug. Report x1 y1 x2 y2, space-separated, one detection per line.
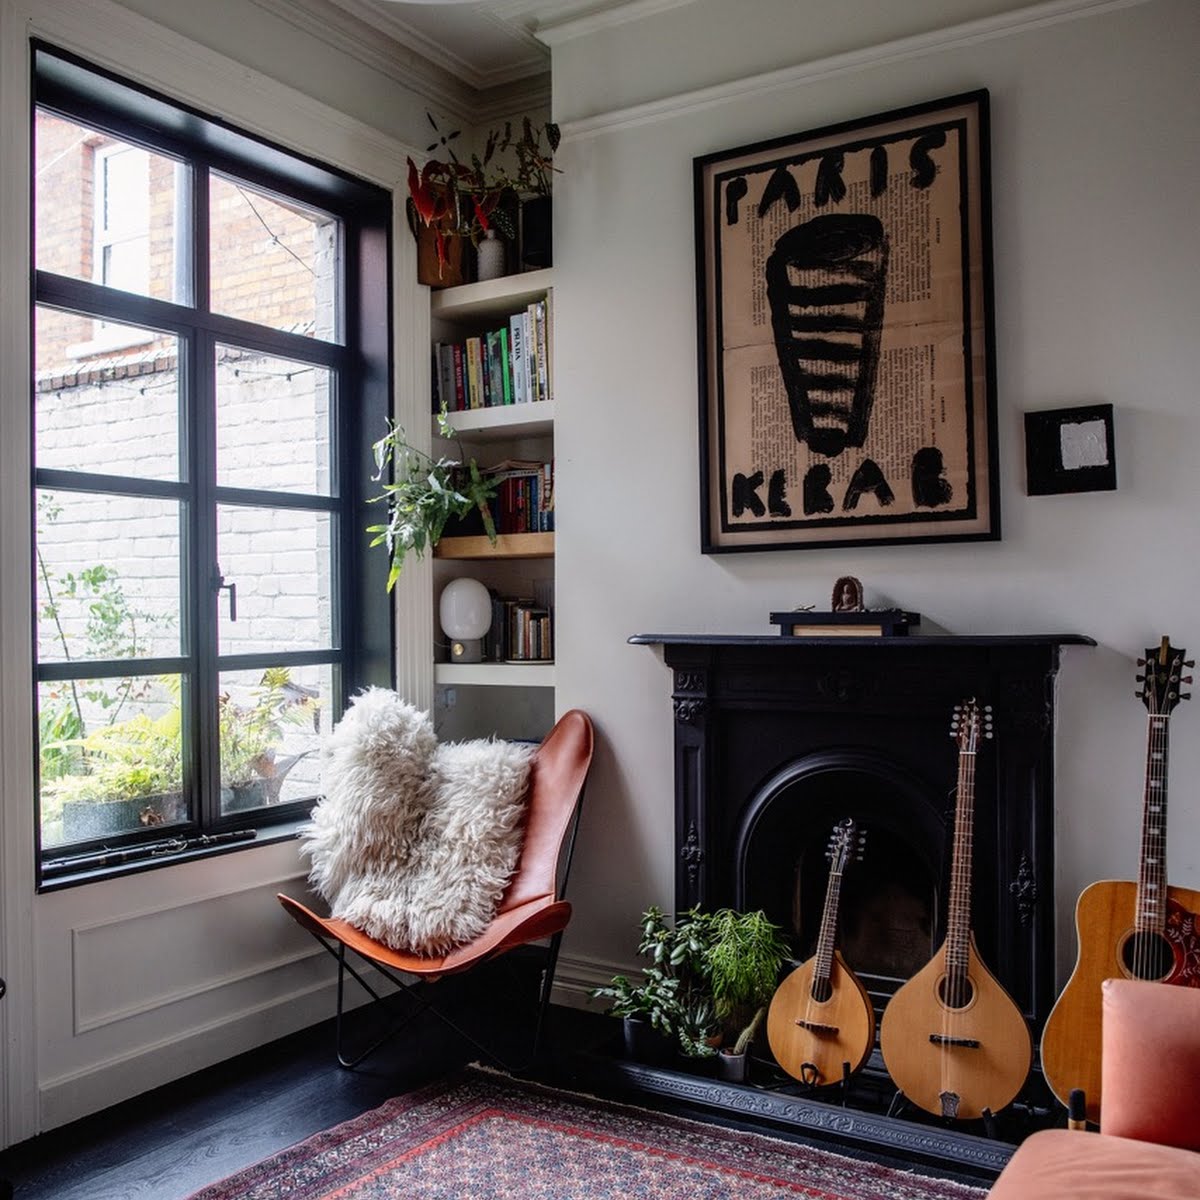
630 632 1095 648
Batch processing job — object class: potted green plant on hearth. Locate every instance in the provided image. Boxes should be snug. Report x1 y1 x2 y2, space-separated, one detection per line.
691 908 790 1082
367 408 498 590
592 905 720 1065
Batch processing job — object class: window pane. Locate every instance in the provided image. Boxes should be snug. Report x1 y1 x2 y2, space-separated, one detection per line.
216 505 334 655
39 673 187 848
209 173 341 342
36 490 182 663
35 305 181 481
218 664 332 814
34 110 184 304
216 345 335 495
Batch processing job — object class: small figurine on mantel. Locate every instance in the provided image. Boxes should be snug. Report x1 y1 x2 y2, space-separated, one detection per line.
769 576 919 638
832 575 865 613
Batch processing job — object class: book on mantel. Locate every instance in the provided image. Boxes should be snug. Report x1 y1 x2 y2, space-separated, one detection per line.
769 610 920 637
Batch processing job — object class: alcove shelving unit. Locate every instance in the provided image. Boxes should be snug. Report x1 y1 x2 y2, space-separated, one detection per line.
428 268 556 741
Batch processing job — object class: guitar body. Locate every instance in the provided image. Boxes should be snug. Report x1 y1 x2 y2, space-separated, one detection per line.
767 950 876 1086
1041 879 1200 1122
879 934 1032 1120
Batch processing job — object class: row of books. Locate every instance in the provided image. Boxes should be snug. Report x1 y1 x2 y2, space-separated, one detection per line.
433 298 551 412
480 593 554 663
490 459 554 534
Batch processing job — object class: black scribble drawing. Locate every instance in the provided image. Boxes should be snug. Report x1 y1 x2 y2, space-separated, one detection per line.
725 176 748 224
842 458 895 510
912 446 954 507
767 469 791 517
731 470 766 517
756 166 802 219
765 213 890 458
802 464 836 515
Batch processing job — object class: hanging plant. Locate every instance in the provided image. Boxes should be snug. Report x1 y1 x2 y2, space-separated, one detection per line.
367 409 498 591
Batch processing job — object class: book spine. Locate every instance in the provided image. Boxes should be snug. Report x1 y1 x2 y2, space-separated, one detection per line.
466 337 483 409
498 325 513 404
524 306 536 404
482 330 495 407
452 343 466 410
509 314 526 405
534 299 549 405
431 344 441 412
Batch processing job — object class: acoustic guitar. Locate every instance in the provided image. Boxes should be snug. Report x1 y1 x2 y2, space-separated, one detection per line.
879 699 1032 1120
1041 638 1199 1123
766 818 875 1087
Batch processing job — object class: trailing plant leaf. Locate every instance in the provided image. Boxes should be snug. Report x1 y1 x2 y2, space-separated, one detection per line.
368 412 497 590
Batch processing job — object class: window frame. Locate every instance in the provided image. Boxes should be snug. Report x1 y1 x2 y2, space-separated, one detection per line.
31 43 394 888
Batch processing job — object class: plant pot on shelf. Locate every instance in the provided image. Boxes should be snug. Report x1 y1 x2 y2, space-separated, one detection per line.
408 197 470 289
521 195 552 269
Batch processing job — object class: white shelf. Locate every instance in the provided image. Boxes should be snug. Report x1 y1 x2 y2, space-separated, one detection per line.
436 400 554 441
435 662 555 687
431 269 553 322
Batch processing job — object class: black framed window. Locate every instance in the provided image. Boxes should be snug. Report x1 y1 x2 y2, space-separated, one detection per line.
31 45 392 884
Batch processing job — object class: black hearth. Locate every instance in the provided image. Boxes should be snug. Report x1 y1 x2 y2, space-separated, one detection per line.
613 631 1093 1173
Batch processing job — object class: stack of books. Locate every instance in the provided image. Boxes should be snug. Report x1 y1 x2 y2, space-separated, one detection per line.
488 459 554 534
481 587 554 663
433 297 551 411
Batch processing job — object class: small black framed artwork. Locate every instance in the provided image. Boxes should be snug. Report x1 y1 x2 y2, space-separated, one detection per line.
694 90 1000 554
1024 404 1116 495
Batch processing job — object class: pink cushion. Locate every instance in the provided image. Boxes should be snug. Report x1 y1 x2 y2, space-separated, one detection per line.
988 1129 1199 1200
1102 978 1200 1150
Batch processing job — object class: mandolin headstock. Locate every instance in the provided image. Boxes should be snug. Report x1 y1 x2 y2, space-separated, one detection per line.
825 817 866 873
950 697 993 753
1137 637 1193 716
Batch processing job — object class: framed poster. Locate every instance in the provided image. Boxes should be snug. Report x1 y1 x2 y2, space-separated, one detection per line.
695 91 999 553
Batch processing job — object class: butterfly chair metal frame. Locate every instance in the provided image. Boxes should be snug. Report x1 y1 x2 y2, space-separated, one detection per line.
278 709 594 1073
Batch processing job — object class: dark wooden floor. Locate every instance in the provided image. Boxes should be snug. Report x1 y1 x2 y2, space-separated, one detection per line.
0 961 609 1200
0 965 991 1197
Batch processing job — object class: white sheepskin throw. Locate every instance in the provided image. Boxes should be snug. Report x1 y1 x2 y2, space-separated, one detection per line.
300 688 536 955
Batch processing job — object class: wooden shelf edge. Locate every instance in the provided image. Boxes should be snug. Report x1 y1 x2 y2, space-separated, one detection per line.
431 269 553 321
435 400 554 440
434 532 554 559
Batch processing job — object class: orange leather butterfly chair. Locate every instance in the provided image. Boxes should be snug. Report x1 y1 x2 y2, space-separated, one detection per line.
278 708 594 1070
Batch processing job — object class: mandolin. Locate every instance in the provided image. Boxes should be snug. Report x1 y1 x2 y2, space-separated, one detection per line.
1041 638 1199 1123
766 818 875 1087
879 699 1032 1120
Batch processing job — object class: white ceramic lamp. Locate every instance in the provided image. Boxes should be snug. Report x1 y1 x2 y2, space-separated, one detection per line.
440 577 492 663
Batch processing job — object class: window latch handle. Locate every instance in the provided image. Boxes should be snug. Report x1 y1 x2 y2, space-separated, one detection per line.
213 569 237 622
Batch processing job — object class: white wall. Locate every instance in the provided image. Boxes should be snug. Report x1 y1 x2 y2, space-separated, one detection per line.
0 0 429 1143
550 0 1200 991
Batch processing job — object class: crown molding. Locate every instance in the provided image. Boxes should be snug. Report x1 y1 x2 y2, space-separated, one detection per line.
536 0 699 45
252 0 550 122
559 0 1152 140
249 0 478 120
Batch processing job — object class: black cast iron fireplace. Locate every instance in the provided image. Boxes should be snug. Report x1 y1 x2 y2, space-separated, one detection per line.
614 631 1093 1175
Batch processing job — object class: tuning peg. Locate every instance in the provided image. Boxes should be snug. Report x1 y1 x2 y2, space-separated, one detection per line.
1183 693 1193 702
1137 657 1147 666
1185 660 1195 669
1184 677 1194 685
1135 674 1146 682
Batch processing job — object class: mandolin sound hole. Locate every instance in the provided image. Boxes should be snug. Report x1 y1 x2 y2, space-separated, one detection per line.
1120 931 1173 980
809 977 833 1003
938 975 975 1010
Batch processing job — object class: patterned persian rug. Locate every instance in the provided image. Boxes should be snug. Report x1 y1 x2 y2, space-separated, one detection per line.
187 1069 986 1200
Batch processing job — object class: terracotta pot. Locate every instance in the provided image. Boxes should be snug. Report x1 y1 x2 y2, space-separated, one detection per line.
414 222 468 288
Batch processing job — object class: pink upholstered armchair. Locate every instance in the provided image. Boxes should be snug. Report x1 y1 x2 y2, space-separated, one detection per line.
989 978 1200 1198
